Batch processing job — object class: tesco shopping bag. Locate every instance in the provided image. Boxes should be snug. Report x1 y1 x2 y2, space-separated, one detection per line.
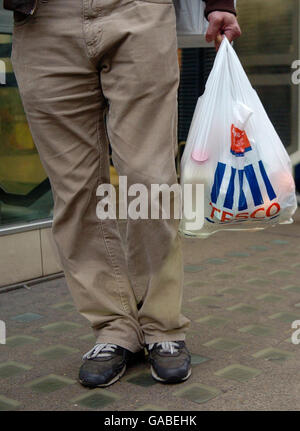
180 37 297 238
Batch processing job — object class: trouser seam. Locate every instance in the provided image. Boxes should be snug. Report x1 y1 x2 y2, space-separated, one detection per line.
82 0 104 64
112 156 142 304
95 108 130 314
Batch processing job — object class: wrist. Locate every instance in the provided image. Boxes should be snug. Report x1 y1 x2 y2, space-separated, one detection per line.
204 0 236 19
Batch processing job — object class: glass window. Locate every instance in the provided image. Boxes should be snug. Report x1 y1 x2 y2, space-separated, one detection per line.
234 0 299 153
0 10 54 227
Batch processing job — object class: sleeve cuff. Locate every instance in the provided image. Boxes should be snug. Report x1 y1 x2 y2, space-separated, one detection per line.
204 0 237 19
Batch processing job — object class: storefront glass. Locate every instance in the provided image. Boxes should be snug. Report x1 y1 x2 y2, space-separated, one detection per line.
234 0 299 153
0 9 53 228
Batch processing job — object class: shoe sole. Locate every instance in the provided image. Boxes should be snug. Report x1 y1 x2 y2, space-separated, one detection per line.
79 364 127 388
150 365 192 383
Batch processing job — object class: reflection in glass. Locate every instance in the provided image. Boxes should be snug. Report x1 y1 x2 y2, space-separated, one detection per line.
0 34 53 227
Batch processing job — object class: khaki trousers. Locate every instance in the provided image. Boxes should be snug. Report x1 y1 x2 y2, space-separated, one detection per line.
11 0 190 352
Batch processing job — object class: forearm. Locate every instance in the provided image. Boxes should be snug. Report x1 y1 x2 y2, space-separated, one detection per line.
203 0 236 19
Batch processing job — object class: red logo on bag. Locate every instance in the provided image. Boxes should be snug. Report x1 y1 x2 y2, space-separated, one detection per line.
209 202 281 222
231 124 251 156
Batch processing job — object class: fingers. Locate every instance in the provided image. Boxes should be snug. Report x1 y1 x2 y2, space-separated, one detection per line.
205 12 242 49
224 24 242 43
206 15 222 43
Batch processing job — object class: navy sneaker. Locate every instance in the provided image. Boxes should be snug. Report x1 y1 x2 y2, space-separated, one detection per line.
146 341 191 383
79 343 131 388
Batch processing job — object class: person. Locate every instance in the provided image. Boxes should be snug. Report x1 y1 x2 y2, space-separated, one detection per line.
4 0 241 387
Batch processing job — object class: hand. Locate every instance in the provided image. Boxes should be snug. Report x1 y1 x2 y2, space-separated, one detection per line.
205 11 242 51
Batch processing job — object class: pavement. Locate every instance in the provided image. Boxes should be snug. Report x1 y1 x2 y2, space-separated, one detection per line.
0 209 300 411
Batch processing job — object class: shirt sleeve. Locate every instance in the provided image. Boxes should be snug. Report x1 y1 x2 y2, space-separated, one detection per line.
203 0 237 19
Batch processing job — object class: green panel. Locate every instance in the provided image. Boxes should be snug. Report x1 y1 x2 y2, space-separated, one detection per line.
269 312 300 323
227 303 257 313
71 389 120 409
174 384 220 404
11 313 43 322
189 296 221 305
191 354 210 365
41 321 82 333
219 287 246 295
51 302 75 311
252 348 293 362
126 372 157 387
0 361 32 378
0 395 20 411
204 338 243 351
195 315 229 327
26 374 75 393
256 294 283 303
5 335 39 347
33 345 79 360
282 285 300 293
184 265 204 273
215 364 262 382
239 325 273 337
136 404 167 411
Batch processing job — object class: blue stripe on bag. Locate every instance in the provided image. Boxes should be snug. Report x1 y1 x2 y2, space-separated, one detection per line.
244 164 264 206
211 162 226 204
224 167 236 209
238 170 248 211
259 160 276 201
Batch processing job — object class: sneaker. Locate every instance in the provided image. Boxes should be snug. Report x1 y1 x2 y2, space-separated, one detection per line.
79 343 131 388
146 341 191 383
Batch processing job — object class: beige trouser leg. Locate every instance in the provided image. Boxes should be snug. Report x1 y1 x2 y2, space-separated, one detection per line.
11 0 191 352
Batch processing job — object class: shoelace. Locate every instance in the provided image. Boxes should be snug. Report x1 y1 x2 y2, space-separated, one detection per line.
148 341 180 354
83 343 118 360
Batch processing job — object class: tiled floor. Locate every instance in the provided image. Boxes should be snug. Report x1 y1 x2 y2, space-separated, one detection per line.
0 210 300 411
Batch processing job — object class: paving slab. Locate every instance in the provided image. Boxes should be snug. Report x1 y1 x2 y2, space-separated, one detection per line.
0 209 300 410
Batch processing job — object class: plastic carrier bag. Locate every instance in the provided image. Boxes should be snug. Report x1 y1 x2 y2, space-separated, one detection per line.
180 37 297 238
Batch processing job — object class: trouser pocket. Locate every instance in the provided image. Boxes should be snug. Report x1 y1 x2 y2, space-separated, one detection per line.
11 0 39 26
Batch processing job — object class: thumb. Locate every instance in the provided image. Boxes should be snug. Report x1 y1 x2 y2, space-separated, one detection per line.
214 33 224 51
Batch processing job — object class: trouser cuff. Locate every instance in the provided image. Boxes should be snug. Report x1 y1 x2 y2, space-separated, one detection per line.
94 335 144 354
144 333 186 346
